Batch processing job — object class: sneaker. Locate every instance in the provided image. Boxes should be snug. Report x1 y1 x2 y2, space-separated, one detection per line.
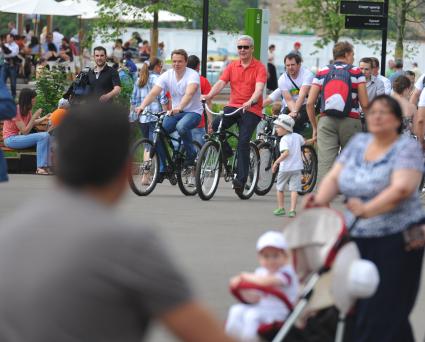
157 172 166 184
288 210 296 218
273 208 286 216
232 178 244 192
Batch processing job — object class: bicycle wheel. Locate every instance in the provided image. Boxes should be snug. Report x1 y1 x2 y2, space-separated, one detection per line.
418 173 425 200
255 142 277 196
237 142 260 200
195 141 222 200
128 139 159 196
298 145 318 195
177 141 201 196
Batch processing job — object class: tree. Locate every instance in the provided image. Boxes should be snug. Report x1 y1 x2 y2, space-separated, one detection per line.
390 0 425 60
96 0 240 57
282 0 345 48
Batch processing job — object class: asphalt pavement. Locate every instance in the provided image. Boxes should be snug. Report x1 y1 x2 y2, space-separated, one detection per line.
0 175 424 341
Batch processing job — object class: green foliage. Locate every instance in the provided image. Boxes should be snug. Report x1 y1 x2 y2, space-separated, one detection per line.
115 69 134 109
94 0 240 43
34 67 70 116
282 0 345 48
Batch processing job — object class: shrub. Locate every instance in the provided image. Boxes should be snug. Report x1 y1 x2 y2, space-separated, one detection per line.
34 66 70 115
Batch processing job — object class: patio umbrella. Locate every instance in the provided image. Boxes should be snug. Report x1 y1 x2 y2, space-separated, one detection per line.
0 0 82 16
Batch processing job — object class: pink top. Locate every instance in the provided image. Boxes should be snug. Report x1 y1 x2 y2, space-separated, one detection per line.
2 106 31 139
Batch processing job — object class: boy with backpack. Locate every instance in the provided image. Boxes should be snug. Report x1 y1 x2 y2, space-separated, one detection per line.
306 41 369 181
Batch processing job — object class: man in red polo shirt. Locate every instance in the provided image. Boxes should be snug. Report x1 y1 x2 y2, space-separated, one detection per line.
204 35 267 192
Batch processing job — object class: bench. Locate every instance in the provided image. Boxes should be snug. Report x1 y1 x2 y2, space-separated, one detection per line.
0 121 48 173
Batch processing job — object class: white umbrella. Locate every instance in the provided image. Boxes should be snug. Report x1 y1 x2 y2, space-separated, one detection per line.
0 0 82 16
61 0 188 22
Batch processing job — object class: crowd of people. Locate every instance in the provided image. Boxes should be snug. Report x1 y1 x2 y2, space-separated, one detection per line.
0 26 425 342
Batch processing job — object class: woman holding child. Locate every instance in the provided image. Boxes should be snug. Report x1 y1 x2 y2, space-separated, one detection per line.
309 94 425 342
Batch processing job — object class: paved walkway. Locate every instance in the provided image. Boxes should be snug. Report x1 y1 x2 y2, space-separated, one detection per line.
0 175 424 341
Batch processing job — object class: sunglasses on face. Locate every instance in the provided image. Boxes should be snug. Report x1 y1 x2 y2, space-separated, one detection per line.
237 45 251 50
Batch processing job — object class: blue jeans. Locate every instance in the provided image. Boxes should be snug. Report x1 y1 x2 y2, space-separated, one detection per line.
162 112 201 162
192 127 206 146
2 64 18 98
0 149 8 182
4 133 51 168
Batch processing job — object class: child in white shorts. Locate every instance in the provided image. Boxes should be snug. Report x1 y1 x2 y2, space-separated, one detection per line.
272 115 306 218
225 231 298 341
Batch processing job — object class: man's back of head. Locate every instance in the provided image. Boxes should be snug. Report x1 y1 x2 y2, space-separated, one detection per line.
55 103 130 190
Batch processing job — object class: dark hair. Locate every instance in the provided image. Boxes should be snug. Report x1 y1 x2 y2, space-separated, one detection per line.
55 103 130 188
269 44 275 49
405 70 415 78
62 37 69 44
284 53 302 64
47 42 57 52
395 59 403 68
368 94 403 134
359 57 373 67
187 55 200 70
93 46 107 55
370 57 379 69
18 88 37 117
53 27 60 32
29 36 39 48
171 49 188 61
392 75 411 94
333 41 354 60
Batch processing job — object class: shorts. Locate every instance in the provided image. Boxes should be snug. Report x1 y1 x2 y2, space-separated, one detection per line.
276 170 302 192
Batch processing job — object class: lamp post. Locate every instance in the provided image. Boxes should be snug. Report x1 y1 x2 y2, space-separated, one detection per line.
201 0 209 77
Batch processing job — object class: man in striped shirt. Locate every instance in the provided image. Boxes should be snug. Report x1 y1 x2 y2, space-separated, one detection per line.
306 41 369 181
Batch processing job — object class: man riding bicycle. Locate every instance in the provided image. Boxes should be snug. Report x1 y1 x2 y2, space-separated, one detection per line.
204 35 267 192
136 49 202 169
263 53 313 133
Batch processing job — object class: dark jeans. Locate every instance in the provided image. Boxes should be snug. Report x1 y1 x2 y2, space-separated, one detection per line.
2 64 18 98
212 107 260 184
352 233 424 342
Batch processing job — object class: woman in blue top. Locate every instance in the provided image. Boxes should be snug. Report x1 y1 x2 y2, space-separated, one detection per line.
310 95 425 342
130 57 168 183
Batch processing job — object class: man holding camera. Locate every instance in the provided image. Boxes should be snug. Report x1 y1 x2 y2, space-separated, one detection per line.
87 46 121 103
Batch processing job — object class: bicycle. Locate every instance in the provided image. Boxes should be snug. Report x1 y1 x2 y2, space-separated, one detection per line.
195 103 260 200
128 111 201 196
255 114 318 196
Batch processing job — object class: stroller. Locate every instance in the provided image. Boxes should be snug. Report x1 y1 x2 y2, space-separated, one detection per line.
230 208 379 342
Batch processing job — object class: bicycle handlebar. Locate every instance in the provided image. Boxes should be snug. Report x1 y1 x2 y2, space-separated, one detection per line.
202 99 257 117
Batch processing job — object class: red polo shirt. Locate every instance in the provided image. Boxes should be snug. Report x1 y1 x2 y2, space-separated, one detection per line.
197 75 212 128
220 58 267 117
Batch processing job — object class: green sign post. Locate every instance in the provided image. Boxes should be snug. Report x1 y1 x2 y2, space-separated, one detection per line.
245 8 269 65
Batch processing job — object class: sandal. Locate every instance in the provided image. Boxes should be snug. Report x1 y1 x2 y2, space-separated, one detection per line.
36 168 53 176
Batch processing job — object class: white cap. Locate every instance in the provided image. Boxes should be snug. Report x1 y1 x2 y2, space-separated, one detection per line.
274 114 294 132
58 98 70 108
256 231 288 252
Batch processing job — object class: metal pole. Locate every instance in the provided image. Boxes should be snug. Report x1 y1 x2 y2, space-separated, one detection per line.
380 0 389 76
201 0 209 77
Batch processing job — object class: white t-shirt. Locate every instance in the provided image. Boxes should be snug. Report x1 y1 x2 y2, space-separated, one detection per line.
414 73 425 92
279 132 304 172
377 74 392 95
155 67 203 114
277 67 313 104
268 88 287 109
255 265 298 317
418 88 425 107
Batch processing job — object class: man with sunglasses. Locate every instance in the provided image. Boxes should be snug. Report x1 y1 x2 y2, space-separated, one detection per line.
204 35 267 193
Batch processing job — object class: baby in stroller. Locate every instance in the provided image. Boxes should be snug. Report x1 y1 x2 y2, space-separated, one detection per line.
225 231 299 341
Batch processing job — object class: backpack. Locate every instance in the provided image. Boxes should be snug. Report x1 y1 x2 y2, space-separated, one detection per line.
320 64 352 118
72 68 91 98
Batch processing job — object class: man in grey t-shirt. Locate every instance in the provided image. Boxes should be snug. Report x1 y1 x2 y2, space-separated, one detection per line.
0 103 235 342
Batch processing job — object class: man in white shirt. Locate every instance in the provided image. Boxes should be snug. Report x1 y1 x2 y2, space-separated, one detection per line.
7 22 17 36
137 49 202 167
1 34 19 98
371 57 392 95
273 53 313 133
410 72 425 106
53 28 64 51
